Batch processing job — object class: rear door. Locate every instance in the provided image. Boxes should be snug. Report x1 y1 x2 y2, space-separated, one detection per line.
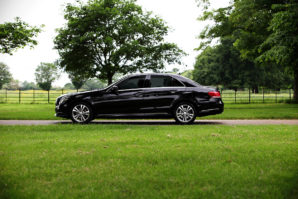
140 75 185 113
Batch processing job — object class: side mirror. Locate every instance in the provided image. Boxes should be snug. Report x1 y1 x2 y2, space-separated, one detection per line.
110 85 118 93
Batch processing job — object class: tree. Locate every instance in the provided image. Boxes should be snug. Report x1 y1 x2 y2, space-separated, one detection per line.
82 79 106 90
0 17 42 55
3 79 20 90
21 81 39 90
193 41 249 90
35 63 60 91
68 72 88 91
257 2 298 98
181 70 193 80
193 38 292 91
64 83 75 90
54 0 185 85
197 0 298 100
0 62 12 89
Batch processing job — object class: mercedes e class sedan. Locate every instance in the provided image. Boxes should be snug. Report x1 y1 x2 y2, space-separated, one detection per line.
55 73 224 124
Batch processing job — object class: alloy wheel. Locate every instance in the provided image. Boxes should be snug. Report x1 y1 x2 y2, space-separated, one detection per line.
72 104 90 123
175 104 195 123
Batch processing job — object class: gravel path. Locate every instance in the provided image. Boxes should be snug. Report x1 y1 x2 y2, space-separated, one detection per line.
0 119 298 125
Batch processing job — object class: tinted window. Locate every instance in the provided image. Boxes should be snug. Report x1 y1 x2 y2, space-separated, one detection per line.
150 76 184 87
117 76 145 90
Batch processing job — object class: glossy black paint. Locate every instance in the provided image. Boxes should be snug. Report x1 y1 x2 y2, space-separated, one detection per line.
55 73 224 120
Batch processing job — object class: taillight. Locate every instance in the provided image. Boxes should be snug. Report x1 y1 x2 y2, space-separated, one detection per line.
208 91 221 98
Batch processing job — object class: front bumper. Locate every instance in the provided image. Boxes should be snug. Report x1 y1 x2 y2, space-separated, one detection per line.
55 105 70 118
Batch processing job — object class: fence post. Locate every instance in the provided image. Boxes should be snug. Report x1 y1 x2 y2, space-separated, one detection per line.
248 88 251 104
262 88 264 103
275 90 277 103
62 89 64 95
19 89 21 104
5 88 8 103
289 89 291 102
234 90 237 104
48 90 50 104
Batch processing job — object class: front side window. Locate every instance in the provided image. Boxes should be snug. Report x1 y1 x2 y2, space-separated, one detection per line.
150 76 184 88
117 76 146 90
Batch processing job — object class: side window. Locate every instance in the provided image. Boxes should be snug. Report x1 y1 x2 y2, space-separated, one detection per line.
117 76 145 90
150 76 184 87
171 77 184 87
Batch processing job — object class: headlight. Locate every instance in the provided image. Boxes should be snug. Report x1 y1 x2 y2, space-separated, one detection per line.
58 96 69 106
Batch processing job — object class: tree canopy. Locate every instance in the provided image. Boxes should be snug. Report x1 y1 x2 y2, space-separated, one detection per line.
193 38 292 91
0 62 12 89
0 17 42 55
35 63 60 91
197 0 298 100
54 0 185 84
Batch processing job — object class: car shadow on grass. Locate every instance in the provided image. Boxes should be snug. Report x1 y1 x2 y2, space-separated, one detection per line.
57 120 223 125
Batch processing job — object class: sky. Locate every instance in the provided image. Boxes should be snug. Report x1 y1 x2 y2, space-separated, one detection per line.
0 0 229 87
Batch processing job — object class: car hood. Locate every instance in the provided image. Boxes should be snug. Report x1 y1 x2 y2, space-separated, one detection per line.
58 89 106 99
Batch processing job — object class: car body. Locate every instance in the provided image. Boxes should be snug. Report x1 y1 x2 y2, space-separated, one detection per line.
55 73 224 124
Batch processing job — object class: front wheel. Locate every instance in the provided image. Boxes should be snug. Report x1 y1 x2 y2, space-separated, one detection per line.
70 103 93 124
174 103 196 124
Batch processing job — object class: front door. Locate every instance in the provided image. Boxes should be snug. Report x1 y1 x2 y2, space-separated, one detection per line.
93 75 146 114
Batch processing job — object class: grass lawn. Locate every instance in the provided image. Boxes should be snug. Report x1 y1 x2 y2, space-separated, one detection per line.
0 103 297 120
0 125 297 198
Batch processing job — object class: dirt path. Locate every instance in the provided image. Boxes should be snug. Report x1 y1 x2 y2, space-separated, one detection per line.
0 119 298 125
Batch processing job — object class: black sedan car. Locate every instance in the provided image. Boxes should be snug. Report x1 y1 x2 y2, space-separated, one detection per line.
55 73 223 124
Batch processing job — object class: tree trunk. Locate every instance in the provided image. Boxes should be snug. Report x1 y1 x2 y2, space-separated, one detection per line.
252 86 259 94
107 75 113 85
294 68 298 102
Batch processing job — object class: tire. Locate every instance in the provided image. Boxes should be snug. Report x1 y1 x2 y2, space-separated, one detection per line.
70 102 94 124
174 102 197 124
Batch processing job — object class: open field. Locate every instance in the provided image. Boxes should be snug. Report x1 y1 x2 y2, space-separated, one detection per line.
0 89 294 104
0 103 297 120
0 125 297 198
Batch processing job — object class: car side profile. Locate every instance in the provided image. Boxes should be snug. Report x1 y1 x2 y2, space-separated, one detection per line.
55 73 224 124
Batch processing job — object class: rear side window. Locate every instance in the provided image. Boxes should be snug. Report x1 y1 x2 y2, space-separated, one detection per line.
150 76 184 88
117 76 146 90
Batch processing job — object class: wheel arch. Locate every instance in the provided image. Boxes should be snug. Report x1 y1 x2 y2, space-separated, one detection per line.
171 99 198 114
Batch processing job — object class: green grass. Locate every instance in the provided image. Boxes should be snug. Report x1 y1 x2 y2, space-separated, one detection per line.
0 125 297 198
0 103 297 120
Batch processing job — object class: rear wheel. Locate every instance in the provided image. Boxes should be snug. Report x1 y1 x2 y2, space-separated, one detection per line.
70 102 93 124
174 102 196 124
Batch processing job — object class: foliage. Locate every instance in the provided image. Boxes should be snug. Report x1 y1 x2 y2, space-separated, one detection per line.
54 0 185 84
82 78 106 90
193 38 292 91
20 81 39 90
180 70 193 80
68 72 88 90
63 83 75 90
2 79 20 90
0 17 42 55
0 62 12 89
197 0 298 99
35 63 60 91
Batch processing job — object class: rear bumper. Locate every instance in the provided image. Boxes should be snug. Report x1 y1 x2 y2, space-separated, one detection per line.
197 107 223 117
197 98 224 117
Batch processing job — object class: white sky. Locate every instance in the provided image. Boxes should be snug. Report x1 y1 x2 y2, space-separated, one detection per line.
0 0 229 87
